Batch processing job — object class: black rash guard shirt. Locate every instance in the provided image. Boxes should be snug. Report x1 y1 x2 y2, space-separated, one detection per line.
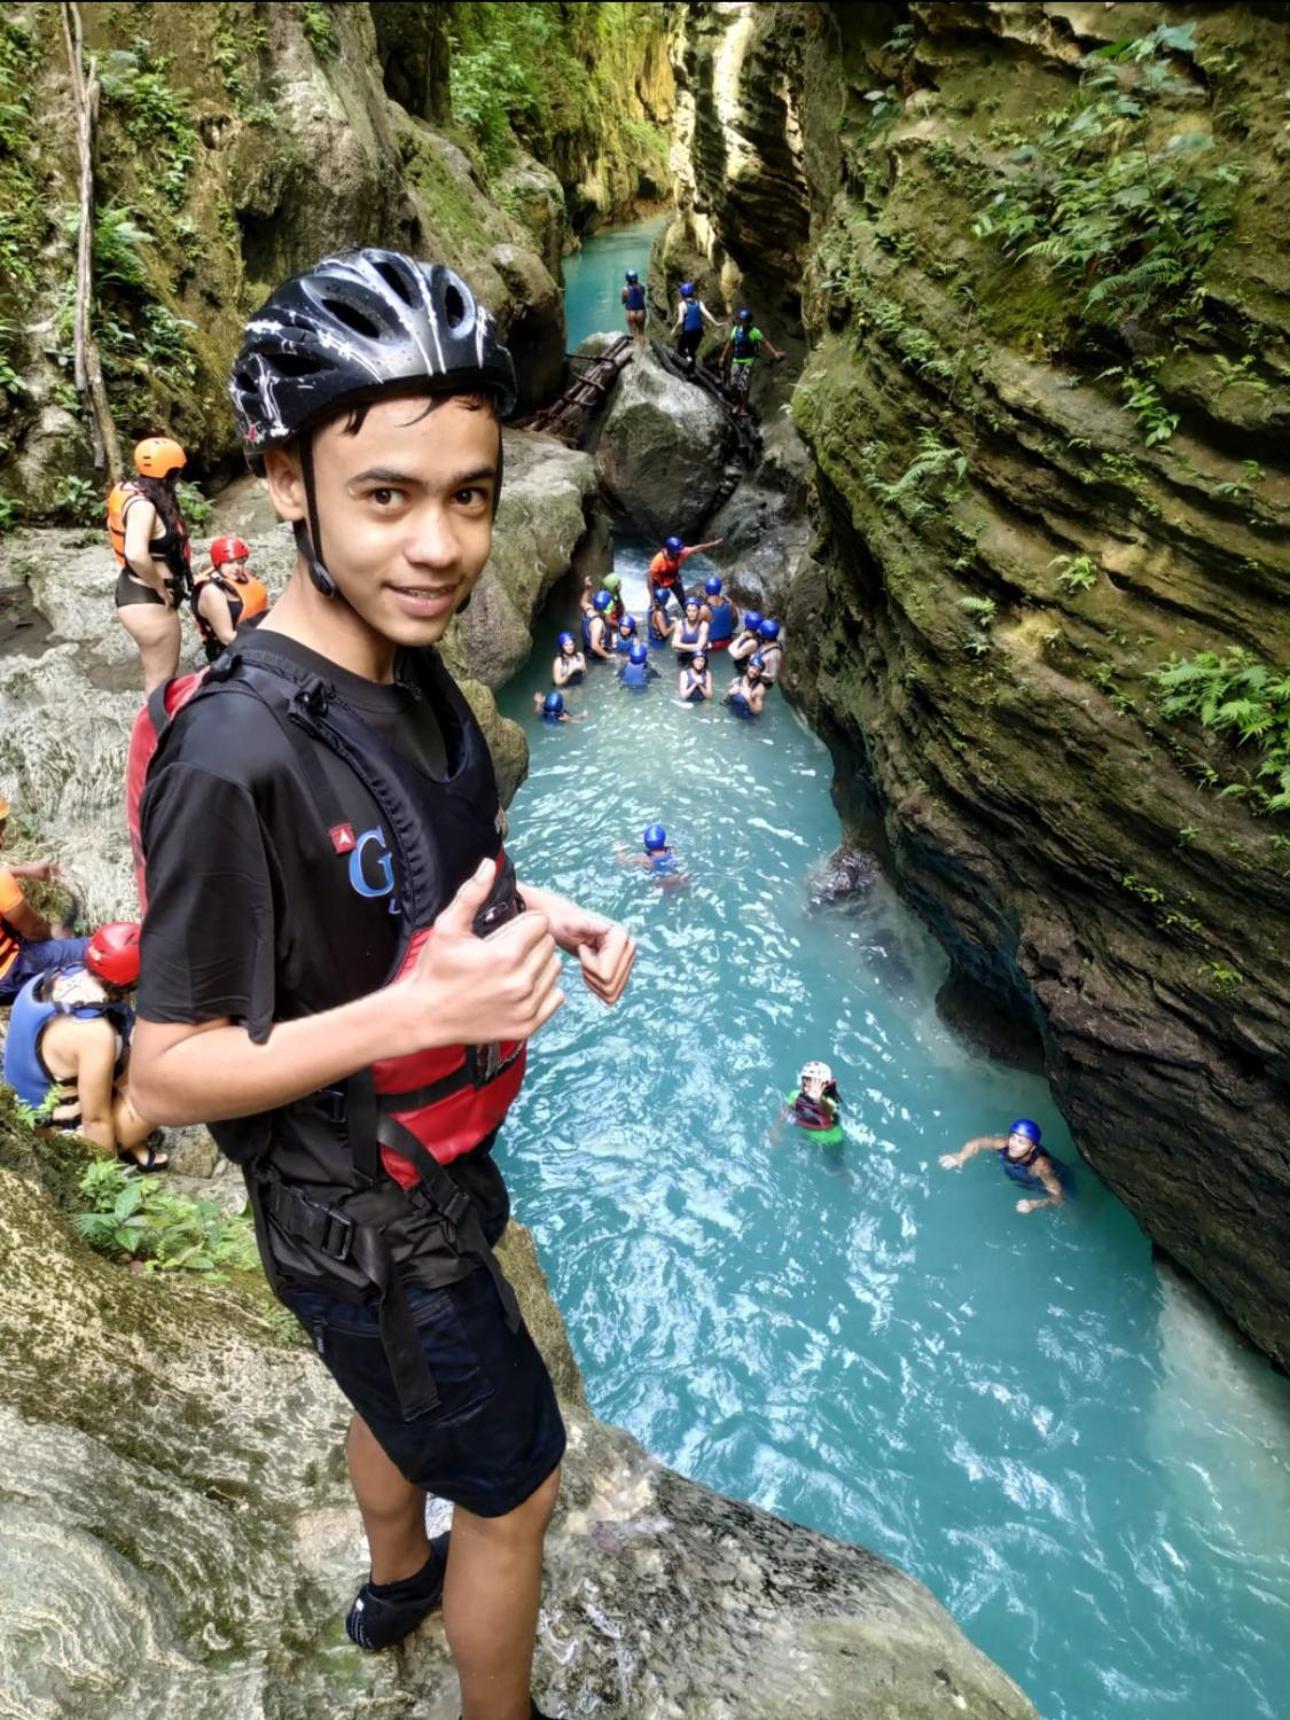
137 630 510 1290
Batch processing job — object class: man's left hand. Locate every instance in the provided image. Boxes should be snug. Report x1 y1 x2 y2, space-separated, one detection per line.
520 885 636 1005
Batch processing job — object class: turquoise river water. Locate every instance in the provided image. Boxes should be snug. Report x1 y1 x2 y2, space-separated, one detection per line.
496 225 1290 1720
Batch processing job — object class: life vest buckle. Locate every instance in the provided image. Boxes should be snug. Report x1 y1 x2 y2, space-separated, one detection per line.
295 674 333 718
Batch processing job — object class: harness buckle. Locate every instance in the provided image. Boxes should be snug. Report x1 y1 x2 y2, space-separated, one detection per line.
206 650 241 684
321 1207 355 1262
296 674 332 717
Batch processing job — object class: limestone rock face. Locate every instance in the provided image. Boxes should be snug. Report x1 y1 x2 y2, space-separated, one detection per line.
592 346 733 539
669 2 1290 1364
0 1106 1036 1720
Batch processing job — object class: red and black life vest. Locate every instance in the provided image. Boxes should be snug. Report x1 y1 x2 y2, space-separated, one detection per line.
127 644 526 1413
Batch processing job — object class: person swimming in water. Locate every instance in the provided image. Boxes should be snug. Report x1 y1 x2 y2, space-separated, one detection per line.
678 649 713 703
581 589 616 662
648 585 675 651
553 631 586 688
756 618 784 683
781 1061 843 1143
940 1118 1072 1214
612 613 639 656
622 268 647 346
700 576 737 653
533 690 585 725
580 571 624 629
672 593 709 665
729 610 764 666
725 652 768 717
615 824 687 888
618 640 658 691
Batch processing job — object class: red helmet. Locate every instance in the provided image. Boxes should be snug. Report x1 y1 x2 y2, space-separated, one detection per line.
210 534 250 567
86 921 141 988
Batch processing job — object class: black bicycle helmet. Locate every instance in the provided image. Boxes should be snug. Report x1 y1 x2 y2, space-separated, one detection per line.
230 249 516 446
228 249 516 595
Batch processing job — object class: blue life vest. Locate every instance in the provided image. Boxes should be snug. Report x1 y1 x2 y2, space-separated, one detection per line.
998 1143 1073 1194
706 598 735 646
580 612 593 650
732 325 758 362
648 849 678 876
676 621 702 655
540 709 563 724
625 283 646 311
682 300 704 334
613 631 635 655
620 659 651 690
680 670 706 703
726 687 753 719
3 969 132 1119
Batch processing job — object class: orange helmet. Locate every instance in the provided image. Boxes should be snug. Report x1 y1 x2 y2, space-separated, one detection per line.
210 534 250 567
86 921 142 988
133 437 186 479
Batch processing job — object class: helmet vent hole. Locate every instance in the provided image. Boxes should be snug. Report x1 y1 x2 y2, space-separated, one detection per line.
376 260 415 306
273 350 326 378
324 297 382 339
443 283 465 328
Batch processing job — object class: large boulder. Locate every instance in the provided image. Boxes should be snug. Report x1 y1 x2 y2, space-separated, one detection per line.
591 345 733 539
0 1105 1036 1719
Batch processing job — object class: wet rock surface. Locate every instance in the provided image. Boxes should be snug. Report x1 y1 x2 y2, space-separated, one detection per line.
0 1106 1036 1720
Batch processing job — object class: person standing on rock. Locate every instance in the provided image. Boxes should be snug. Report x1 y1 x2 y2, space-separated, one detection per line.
128 251 636 1720
621 268 647 345
108 436 193 693
0 794 90 1006
719 309 785 418
672 281 721 373
648 533 723 609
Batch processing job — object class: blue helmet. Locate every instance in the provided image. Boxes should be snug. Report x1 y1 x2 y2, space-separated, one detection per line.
664 535 684 555
651 585 669 607
684 592 701 610
691 648 708 665
737 307 751 323
543 691 564 717
704 575 722 596
759 618 781 641
629 641 648 664
1010 1118 1042 1144
593 589 613 612
557 630 576 652
679 282 695 299
626 269 639 283
618 614 637 633
644 823 667 851
748 652 767 672
743 610 763 633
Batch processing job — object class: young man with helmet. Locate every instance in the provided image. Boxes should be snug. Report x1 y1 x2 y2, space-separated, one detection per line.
647 533 723 610
0 793 89 1006
191 534 270 662
3 921 166 1170
718 308 785 417
108 436 193 691
128 250 636 1720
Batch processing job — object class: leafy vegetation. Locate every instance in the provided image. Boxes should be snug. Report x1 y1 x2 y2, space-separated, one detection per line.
52 474 100 528
1150 647 1290 814
98 47 197 208
0 19 44 293
75 1158 259 1281
301 3 339 63
176 478 213 528
213 2 275 124
867 428 969 522
972 22 1241 333
1050 552 1099 593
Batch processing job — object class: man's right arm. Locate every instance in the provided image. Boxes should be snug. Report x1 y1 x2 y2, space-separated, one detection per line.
940 1135 1002 1168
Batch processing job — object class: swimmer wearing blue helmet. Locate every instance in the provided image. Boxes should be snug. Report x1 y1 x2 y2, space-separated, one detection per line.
582 588 617 662
725 651 768 717
648 585 675 649
730 610 764 665
618 639 658 691
678 648 712 703
613 612 639 655
553 630 586 689
940 1118 1073 1214
756 617 784 683
615 823 687 887
532 688 586 725
701 575 736 653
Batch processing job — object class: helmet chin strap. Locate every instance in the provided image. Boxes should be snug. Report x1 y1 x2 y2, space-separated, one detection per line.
296 431 338 599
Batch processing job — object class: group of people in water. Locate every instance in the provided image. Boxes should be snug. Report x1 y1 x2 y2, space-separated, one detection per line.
534 536 787 727
108 434 269 691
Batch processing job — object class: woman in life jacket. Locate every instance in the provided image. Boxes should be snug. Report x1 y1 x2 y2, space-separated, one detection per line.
584 589 616 661
616 823 686 888
618 640 657 692
678 648 712 704
613 613 639 656
191 534 270 663
647 584 674 650
621 268 647 345
2 920 166 1170
108 436 193 692
730 609 764 665
672 593 709 665
702 576 736 651
756 617 785 683
552 631 586 688
941 1118 1073 1214
725 651 768 718
672 281 720 373
783 1060 843 1144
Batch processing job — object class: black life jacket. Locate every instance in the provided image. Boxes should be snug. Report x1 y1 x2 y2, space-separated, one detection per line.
190 572 269 661
131 645 527 1414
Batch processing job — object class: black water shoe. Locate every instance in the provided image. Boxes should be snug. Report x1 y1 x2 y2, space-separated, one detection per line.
345 1531 450 1651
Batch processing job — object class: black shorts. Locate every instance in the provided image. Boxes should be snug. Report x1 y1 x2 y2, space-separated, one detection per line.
284 1268 566 1517
114 569 167 608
